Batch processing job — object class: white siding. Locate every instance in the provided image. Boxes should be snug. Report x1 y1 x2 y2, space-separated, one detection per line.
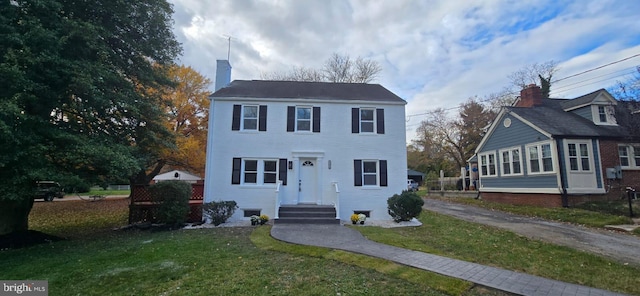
205 98 407 221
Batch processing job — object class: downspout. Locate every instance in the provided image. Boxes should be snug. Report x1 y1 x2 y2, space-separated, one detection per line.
555 139 569 207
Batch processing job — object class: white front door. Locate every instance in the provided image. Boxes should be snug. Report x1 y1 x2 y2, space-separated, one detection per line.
298 158 317 204
565 141 598 191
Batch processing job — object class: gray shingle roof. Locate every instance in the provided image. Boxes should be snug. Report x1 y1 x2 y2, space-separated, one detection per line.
211 80 406 103
558 88 607 110
507 98 627 138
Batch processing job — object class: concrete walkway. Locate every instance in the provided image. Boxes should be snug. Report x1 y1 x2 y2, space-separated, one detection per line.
424 199 640 267
271 224 626 296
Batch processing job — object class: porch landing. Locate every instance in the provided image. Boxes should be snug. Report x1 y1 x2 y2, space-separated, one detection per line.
275 204 339 224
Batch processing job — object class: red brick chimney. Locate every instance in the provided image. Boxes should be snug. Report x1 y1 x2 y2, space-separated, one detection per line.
516 84 543 107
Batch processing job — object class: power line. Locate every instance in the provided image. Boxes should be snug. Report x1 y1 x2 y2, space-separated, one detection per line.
405 53 640 121
552 53 640 83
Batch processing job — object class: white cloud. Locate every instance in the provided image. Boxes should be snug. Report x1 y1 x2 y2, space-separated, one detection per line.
169 0 640 142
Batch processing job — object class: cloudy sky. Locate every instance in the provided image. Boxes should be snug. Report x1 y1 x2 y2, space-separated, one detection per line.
169 0 640 142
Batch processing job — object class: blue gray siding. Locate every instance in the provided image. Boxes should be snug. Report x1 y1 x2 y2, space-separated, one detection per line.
479 115 558 191
593 140 603 188
570 106 592 121
479 115 549 153
481 175 558 188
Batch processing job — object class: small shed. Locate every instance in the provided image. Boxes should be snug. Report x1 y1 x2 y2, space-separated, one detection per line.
153 170 202 184
407 169 425 185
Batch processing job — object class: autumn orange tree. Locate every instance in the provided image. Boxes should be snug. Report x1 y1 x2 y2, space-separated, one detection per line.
162 65 212 177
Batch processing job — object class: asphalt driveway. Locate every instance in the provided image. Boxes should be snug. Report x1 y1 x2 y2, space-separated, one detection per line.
424 198 640 267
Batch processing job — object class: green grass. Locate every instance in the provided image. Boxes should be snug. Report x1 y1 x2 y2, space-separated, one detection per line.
353 212 640 295
6 200 475 295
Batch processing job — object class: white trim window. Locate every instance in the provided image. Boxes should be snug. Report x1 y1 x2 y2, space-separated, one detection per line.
591 105 617 125
243 159 278 185
527 142 554 174
499 147 522 176
619 144 640 168
567 142 591 172
360 108 375 133
296 106 312 131
479 152 497 177
242 105 258 130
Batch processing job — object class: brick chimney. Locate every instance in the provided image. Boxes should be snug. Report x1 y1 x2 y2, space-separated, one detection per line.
516 84 543 107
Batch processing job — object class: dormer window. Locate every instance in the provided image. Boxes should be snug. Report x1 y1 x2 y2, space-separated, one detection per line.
591 105 616 125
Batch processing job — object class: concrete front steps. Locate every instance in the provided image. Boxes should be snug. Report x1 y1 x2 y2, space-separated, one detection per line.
276 204 340 224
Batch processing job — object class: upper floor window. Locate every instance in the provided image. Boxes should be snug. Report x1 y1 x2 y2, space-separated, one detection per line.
567 142 591 172
499 147 522 176
352 108 385 134
287 106 320 132
591 105 616 125
619 145 640 168
232 104 267 131
479 152 497 177
527 142 554 174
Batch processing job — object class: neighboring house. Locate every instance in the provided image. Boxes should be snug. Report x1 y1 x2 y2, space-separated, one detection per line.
203 60 407 221
152 170 203 184
475 84 640 207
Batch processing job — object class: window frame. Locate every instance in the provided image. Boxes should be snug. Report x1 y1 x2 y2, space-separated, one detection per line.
361 160 378 186
498 147 523 176
479 152 497 177
618 144 640 169
591 105 617 125
359 108 376 134
241 159 279 185
566 141 592 172
295 106 312 132
526 142 555 175
241 105 259 131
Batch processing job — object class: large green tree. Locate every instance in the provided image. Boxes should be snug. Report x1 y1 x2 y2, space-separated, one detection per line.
0 0 181 235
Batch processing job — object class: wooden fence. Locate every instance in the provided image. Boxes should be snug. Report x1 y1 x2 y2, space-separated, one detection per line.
128 183 204 224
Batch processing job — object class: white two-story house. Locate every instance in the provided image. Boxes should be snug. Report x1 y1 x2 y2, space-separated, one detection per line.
203 60 407 222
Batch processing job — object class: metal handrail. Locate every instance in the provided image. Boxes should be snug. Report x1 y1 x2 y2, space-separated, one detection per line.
332 182 340 219
275 180 282 219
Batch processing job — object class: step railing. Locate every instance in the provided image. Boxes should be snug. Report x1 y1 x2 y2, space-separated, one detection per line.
274 180 282 219
332 182 340 219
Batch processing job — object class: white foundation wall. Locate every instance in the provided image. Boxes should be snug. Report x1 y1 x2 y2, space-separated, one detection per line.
205 97 407 221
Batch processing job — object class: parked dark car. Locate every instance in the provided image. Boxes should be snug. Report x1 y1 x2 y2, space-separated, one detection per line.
34 181 64 202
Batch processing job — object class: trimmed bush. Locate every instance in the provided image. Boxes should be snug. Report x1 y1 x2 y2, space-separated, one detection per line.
202 201 238 226
148 180 191 226
387 190 424 222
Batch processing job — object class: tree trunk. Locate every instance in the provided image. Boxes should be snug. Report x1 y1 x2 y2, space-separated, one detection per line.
0 197 34 235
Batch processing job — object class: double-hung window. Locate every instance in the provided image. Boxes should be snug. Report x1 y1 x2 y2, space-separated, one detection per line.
479 153 497 177
351 108 385 134
296 107 311 131
353 159 388 187
527 142 554 174
232 104 267 131
567 142 591 172
592 105 616 125
243 106 258 130
287 106 320 132
499 147 522 176
619 145 640 168
232 158 287 185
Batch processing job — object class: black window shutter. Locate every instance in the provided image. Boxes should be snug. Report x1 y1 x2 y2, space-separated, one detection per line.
312 107 321 133
354 159 362 186
231 158 241 184
351 108 359 133
278 159 287 186
259 105 267 131
232 105 241 131
376 109 385 134
379 160 388 187
287 106 295 132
